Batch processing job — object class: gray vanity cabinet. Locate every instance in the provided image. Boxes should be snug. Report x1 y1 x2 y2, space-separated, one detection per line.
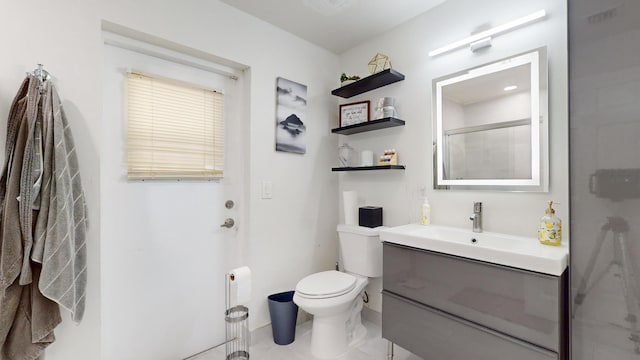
382 242 568 360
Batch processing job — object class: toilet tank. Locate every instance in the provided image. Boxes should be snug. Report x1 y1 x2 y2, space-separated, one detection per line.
337 224 385 278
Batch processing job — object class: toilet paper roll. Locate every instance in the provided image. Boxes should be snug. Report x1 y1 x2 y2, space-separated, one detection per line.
230 266 252 306
343 191 358 225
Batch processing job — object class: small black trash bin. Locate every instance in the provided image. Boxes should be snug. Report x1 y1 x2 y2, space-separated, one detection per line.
267 290 298 345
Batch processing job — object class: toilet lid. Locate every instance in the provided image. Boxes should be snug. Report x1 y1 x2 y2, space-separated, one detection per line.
296 271 357 299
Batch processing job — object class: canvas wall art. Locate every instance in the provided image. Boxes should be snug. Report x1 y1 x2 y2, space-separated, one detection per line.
276 77 307 154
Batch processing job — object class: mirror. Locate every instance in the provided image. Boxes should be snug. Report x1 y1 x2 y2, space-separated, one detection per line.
433 47 548 191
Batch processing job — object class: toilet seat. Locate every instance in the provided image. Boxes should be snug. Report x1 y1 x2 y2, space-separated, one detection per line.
296 271 357 299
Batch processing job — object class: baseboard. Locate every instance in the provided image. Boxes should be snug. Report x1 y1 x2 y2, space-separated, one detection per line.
362 306 382 326
249 323 273 346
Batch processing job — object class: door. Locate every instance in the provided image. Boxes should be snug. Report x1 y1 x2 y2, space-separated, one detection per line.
101 38 243 360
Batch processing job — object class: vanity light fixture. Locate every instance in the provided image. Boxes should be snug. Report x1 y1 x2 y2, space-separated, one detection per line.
428 9 547 57
469 37 492 53
504 85 518 91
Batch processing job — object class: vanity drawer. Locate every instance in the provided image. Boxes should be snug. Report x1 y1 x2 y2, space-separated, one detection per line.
382 291 558 360
383 243 562 351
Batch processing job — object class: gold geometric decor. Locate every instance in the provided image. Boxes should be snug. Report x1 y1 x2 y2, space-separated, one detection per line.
368 53 392 74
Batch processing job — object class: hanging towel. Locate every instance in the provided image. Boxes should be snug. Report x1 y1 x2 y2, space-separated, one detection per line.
0 77 30 291
0 75 61 360
32 80 88 323
0 73 88 359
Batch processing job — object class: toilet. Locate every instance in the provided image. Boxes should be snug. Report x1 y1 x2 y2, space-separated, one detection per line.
293 224 384 359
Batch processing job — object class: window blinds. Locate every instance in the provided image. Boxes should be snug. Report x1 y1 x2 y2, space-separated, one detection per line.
127 72 224 179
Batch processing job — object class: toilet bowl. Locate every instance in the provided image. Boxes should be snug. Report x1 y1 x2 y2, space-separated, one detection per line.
293 271 368 358
293 224 384 359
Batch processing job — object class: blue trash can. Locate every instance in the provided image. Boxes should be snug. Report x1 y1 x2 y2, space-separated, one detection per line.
267 291 298 345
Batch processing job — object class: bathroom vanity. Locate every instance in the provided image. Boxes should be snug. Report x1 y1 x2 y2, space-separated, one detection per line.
380 224 569 360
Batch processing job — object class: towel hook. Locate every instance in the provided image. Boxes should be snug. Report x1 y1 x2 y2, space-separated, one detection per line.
32 64 51 82
31 64 51 94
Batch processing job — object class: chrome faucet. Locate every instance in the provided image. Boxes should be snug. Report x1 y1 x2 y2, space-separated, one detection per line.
469 202 483 233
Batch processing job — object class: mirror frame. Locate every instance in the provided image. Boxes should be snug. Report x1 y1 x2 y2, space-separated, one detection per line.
433 47 548 191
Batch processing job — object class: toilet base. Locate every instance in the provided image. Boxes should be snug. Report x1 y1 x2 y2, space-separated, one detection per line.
309 297 367 359
310 312 348 358
309 315 367 359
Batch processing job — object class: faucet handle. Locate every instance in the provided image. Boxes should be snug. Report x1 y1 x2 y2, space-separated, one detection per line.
473 202 482 212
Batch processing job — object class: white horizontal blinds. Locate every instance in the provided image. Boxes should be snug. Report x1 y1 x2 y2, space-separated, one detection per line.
127 72 224 179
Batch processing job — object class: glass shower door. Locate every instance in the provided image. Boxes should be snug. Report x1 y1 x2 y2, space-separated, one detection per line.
569 1 640 358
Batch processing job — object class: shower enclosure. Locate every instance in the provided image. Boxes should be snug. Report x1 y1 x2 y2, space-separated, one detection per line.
569 1 640 358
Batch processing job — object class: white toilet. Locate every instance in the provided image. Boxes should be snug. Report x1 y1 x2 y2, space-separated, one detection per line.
293 224 384 359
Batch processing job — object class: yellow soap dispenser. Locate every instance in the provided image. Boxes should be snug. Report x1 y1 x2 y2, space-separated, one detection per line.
421 197 431 225
539 201 562 246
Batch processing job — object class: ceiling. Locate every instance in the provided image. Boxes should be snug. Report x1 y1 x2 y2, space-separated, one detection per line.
219 0 446 54
444 63 532 105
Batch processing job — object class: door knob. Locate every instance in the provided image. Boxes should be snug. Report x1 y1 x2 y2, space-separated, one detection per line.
220 218 235 228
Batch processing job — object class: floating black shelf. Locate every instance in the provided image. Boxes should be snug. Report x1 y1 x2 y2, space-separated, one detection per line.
331 69 405 98
332 165 406 172
332 117 405 135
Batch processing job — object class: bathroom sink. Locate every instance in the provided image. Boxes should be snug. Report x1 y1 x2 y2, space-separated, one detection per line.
380 224 568 275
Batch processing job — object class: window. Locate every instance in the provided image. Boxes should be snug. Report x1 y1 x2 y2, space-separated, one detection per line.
126 72 224 179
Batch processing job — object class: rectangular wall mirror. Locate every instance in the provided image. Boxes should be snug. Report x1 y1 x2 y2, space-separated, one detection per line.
433 47 548 191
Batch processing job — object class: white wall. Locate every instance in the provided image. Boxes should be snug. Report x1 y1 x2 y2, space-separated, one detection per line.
337 0 568 312
464 91 531 126
442 97 465 130
1 0 340 359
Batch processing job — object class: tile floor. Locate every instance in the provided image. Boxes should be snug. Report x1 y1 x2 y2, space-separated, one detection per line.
192 320 422 360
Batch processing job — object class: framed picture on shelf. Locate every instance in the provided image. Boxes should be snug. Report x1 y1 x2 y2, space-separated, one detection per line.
339 100 370 127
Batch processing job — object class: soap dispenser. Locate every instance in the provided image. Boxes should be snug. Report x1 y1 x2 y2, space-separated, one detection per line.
538 201 562 246
421 197 431 225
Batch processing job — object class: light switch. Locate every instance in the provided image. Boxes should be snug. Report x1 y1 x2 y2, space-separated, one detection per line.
261 181 273 199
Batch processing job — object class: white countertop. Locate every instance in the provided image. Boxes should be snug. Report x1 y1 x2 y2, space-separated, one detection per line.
380 224 568 276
